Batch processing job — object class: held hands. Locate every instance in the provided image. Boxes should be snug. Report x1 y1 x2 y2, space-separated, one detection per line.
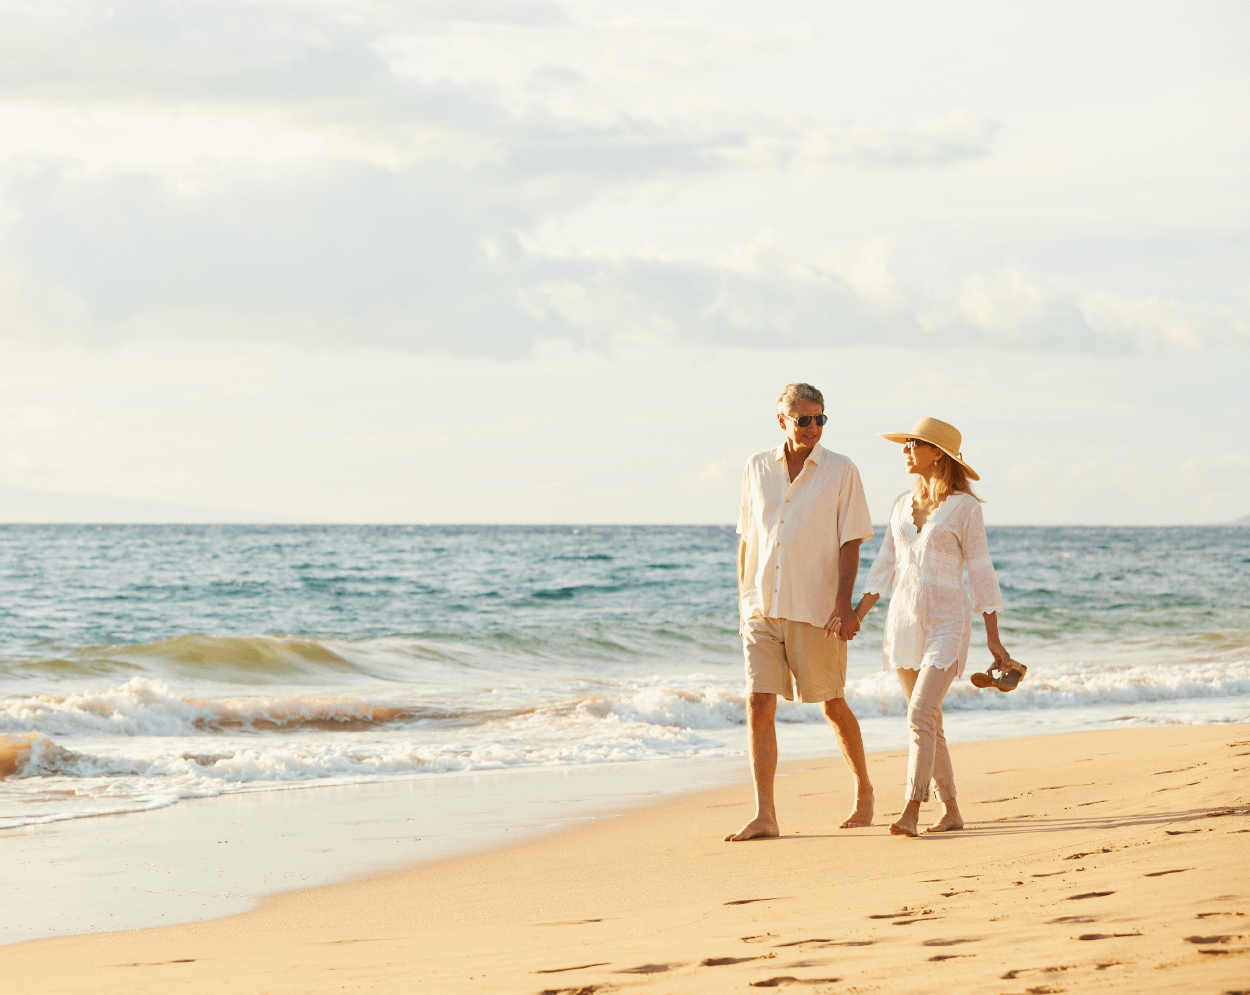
823 601 860 641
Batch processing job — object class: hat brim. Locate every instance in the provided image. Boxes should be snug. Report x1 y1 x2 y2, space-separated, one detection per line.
879 432 979 480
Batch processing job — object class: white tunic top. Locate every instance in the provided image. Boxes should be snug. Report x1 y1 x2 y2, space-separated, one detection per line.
737 443 875 629
863 490 1004 676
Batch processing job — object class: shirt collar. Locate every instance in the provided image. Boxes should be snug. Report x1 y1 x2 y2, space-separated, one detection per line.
774 443 825 465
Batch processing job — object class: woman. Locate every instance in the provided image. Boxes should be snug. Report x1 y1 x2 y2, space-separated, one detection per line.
846 417 1014 837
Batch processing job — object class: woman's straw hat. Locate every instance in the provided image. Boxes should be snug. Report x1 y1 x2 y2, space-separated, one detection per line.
880 417 979 480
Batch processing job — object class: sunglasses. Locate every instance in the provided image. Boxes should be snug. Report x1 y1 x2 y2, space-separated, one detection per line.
903 438 933 451
783 413 828 428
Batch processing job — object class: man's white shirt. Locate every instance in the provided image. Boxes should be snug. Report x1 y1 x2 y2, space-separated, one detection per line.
737 443 875 629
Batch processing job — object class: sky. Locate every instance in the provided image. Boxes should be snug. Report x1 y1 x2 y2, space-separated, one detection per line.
0 0 1246 524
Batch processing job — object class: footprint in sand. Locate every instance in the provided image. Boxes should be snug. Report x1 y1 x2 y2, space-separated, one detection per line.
535 963 610 975
1145 868 1190 877
929 954 975 962
1153 763 1206 774
615 964 674 974
726 897 788 906
1000 966 1073 981
538 918 604 926
922 938 979 947
1078 933 1142 940
1066 891 1115 900
540 986 598 995
749 977 841 988
701 956 761 966
771 938 873 949
1049 915 1097 924
121 959 197 967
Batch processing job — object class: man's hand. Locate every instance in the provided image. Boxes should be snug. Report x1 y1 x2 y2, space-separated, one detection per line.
825 600 860 641
831 539 864 642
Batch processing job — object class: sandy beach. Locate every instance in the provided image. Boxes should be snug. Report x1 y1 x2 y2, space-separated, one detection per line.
3 724 1247 994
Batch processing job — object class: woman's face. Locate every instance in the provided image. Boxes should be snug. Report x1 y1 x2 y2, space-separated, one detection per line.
904 438 944 476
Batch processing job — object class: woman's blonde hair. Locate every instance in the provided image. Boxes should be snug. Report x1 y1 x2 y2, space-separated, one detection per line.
913 445 983 504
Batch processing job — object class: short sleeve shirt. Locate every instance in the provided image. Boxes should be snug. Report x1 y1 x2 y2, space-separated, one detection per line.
737 444 875 628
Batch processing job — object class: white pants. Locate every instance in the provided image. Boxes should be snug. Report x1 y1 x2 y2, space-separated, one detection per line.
897 665 957 803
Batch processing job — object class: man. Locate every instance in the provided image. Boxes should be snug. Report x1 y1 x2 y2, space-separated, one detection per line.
726 382 875 842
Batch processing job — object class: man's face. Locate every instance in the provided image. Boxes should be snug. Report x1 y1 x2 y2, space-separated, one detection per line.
777 399 825 450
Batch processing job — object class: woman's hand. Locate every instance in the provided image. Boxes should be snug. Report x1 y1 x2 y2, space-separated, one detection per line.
824 604 859 640
829 593 879 640
987 638 1010 667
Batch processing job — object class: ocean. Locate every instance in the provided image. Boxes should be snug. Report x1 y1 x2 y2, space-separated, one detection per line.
2 523 1248 832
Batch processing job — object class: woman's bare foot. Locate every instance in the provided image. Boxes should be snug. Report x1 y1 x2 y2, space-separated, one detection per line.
839 790 874 828
725 814 779 842
889 800 922 837
924 802 964 833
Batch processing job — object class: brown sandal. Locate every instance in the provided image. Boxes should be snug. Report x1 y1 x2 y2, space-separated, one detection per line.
971 659 1027 692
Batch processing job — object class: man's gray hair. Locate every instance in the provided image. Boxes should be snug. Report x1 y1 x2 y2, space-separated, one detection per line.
776 383 824 411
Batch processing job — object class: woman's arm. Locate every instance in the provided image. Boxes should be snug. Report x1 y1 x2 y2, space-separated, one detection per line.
827 497 897 636
983 611 1012 667
960 501 1004 616
853 592 880 622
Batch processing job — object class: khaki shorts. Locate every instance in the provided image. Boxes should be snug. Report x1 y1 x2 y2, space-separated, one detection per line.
742 616 847 703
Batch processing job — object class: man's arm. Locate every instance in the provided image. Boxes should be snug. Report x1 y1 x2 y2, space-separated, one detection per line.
823 539 863 640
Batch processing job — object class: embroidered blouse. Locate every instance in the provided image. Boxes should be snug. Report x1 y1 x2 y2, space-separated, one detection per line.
862 491 1004 676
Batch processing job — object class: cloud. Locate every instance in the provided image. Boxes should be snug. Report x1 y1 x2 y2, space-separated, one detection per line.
728 112 1002 172
1 158 1245 357
1078 291 1249 351
0 0 1242 357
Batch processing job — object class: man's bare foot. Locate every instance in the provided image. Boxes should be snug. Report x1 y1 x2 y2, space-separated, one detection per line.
889 817 919 837
924 813 964 833
839 790 874 828
725 815 779 842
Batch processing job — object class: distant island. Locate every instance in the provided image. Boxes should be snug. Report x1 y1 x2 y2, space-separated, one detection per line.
1236 514 1250 524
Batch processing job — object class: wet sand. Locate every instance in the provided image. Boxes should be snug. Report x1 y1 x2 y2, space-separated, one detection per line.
2 724 1247 994
1 755 746 945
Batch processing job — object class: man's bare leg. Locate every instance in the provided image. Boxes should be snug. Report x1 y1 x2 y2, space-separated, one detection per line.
725 693 780 841
822 697 874 828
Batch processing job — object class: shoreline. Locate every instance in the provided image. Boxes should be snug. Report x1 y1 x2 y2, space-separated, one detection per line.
1 752 750 947
2 724 1248 993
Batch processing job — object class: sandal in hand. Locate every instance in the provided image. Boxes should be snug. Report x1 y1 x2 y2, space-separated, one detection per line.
970 659 1027 692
